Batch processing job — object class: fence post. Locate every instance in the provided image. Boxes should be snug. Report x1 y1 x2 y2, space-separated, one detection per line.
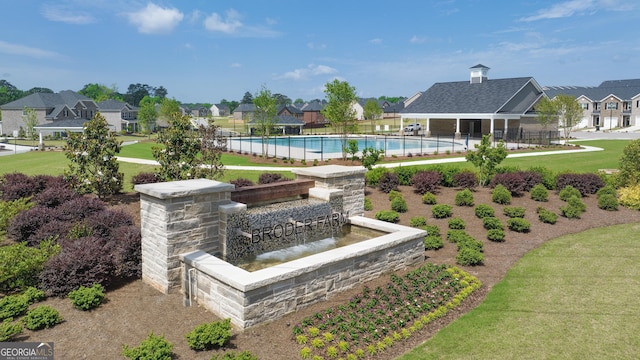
436 134 440 153
303 137 306 162
321 136 324 162
451 133 455 153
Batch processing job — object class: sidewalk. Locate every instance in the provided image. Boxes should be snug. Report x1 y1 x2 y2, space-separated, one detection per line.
0 143 37 156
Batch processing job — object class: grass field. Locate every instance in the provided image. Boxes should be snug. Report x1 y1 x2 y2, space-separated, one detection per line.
398 222 640 360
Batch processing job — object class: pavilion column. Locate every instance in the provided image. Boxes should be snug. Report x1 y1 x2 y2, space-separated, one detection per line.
489 116 495 142
504 118 508 141
425 118 431 138
455 118 461 139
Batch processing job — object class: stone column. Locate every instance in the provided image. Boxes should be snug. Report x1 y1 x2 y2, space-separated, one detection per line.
293 165 367 217
135 179 234 294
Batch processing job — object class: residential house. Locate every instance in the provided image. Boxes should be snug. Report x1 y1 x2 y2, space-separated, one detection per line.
247 115 305 135
0 90 102 136
401 64 549 140
210 103 230 117
300 100 327 126
543 79 640 130
352 98 391 120
277 105 303 120
96 99 138 132
233 103 256 121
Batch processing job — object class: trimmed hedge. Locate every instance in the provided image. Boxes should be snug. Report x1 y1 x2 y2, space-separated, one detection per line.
411 170 442 195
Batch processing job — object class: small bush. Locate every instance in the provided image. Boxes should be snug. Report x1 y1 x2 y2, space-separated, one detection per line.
0 294 29 321
482 217 504 231
503 206 526 218
448 218 466 230
378 172 399 193
537 207 558 224
457 236 483 253
618 184 640 210
530 184 549 202
560 196 585 219
507 218 531 232
409 216 427 228
131 172 159 185
22 305 63 330
394 166 419 186
390 197 408 213
34 185 78 208
454 189 474 206
0 198 34 235
559 185 582 201
122 333 174 360
518 171 543 192
185 318 232 350
567 195 586 212
422 224 440 237
258 172 285 184
446 229 471 243
528 166 556 190
363 197 373 211
598 194 619 211
0 318 23 342
211 351 259 360
388 190 402 201
421 192 437 205
0 240 59 293
490 173 525 196
597 185 617 198
411 170 442 195
487 229 505 242
431 204 453 219
365 168 389 186
423 235 444 250
375 210 399 223
491 184 512 205
229 178 254 188
474 204 495 219
68 284 105 311
453 171 478 189
456 248 483 266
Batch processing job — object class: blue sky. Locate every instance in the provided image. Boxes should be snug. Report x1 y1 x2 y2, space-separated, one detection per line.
1 0 638 104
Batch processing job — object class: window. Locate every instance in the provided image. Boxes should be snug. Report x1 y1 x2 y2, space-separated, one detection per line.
594 102 600 110
605 102 618 110
580 103 589 110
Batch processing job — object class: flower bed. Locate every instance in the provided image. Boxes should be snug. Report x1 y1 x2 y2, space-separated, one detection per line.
291 263 481 359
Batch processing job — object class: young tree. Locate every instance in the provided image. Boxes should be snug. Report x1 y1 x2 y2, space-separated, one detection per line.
253 85 278 157
535 97 557 144
555 94 582 140
241 91 254 104
465 134 507 186
363 99 382 134
152 114 202 181
618 139 640 187
322 79 357 160
64 113 123 199
22 107 39 140
198 118 226 180
137 97 157 135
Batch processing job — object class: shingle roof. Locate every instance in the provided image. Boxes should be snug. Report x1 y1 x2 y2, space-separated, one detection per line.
1 90 91 110
543 79 640 101
401 77 536 114
97 99 129 111
34 119 89 129
301 101 324 111
235 103 256 112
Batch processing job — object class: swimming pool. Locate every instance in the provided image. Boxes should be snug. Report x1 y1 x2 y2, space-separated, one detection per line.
227 135 465 160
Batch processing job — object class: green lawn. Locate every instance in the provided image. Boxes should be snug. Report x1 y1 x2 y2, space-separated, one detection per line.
398 222 640 360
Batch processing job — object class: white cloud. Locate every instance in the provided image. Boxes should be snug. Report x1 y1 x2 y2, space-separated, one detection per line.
127 3 184 34
312 65 337 75
41 4 95 24
276 64 338 81
369 38 383 45
410 35 426 44
520 0 598 21
204 9 242 33
307 42 327 50
0 41 60 59
231 62 242 68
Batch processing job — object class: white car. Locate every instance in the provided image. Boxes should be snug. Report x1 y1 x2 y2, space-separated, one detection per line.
404 123 421 132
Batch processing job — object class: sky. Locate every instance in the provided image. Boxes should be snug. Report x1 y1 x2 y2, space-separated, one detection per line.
1 0 639 104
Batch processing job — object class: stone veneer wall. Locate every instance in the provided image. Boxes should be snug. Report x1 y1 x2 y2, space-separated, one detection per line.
135 179 234 294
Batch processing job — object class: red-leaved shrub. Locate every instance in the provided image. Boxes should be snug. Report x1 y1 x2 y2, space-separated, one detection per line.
518 171 543 192
258 173 285 184
555 173 605 196
411 170 442 194
490 173 525 196
453 171 479 190
379 172 399 193
131 172 159 185
34 185 79 208
230 178 255 188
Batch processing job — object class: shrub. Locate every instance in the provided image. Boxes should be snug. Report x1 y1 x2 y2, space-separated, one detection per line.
22 305 63 330
229 178 254 188
7 205 54 245
482 217 504 231
33 185 78 208
556 173 605 196
422 224 440 237
596 185 617 198
431 204 453 219
559 185 582 201
365 167 388 186
507 218 531 232
487 229 505 242
122 333 174 360
0 198 34 236
375 210 399 223
503 206 526 218
560 196 586 219
453 171 478 189
537 207 558 224
490 173 525 196
457 236 483 253
391 197 408 213
530 184 549 202
446 229 471 243
454 189 474 206
474 204 495 219
528 166 556 190
518 171 543 192
0 318 23 341
186 318 232 350
618 139 640 187
456 248 483 266
68 284 105 311
0 240 59 293
618 185 640 210
363 197 373 211
421 192 437 205
598 194 619 211
448 217 466 230
0 294 29 321
491 184 512 205
378 172 399 193
131 172 159 185
411 170 442 195
258 172 285 184
394 166 419 186
388 190 402 201
0 173 36 201
211 351 259 360
409 216 427 228
423 235 444 250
